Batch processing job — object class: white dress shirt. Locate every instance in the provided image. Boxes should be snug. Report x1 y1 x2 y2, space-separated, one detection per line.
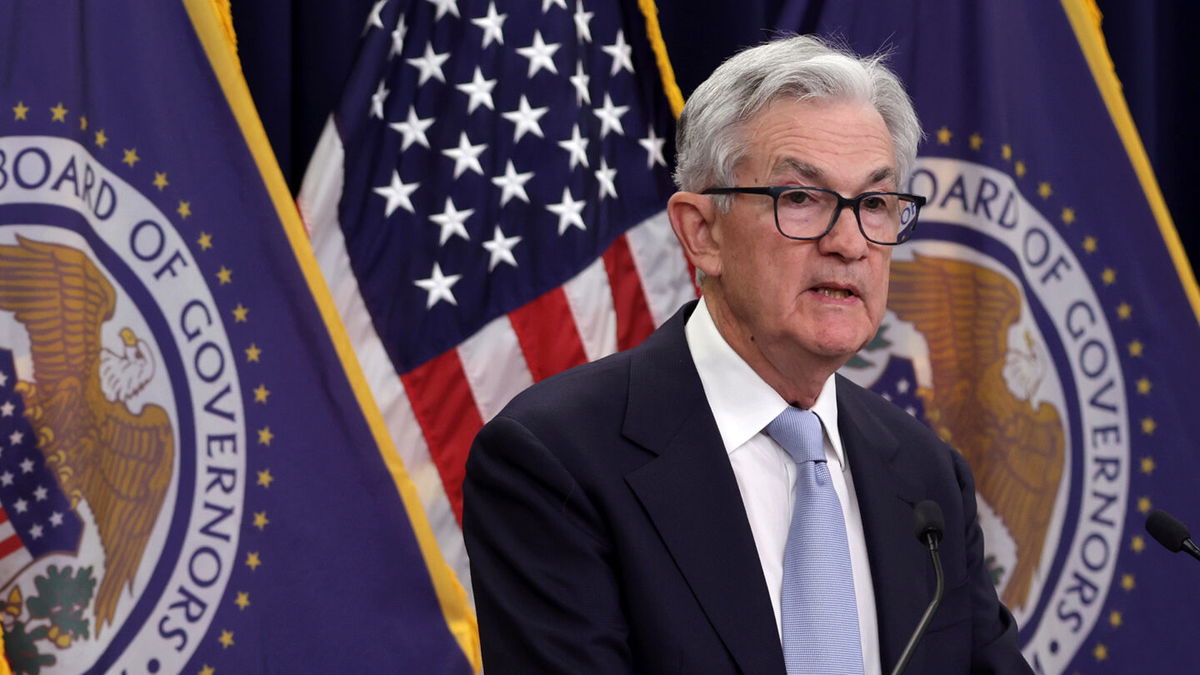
685 297 882 675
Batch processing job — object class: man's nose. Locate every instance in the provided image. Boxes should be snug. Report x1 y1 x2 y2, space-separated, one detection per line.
817 205 869 259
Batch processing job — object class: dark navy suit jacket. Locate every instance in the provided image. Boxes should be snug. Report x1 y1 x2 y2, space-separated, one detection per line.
463 301 1031 674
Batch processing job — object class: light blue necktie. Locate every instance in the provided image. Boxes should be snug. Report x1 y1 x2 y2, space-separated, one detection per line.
766 406 865 675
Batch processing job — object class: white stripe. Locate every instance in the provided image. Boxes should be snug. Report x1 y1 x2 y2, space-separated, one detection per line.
0 520 32 569
562 257 618 361
457 315 535 422
624 209 696 326
298 119 473 601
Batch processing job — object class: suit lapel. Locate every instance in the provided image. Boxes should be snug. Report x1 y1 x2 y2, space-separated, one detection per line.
836 376 929 672
622 303 786 675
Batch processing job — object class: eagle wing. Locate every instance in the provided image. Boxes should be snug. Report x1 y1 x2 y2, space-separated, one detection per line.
888 254 1064 611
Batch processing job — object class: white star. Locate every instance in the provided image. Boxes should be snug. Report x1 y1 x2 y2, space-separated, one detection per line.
516 30 561 77
574 0 594 42
592 93 630 138
389 108 434 150
557 124 589 169
442 132 487 178
639 125 667 168
390 15 408 58
482 227 522 271
414 262 462 309
426 0 460 20
456 67 498 113
49 512 63 527
0 372 7 386
602 30 635 76
546 187 587 234
896 378 910 394
501 95 549 142
429 197 474 245
906 406 917 417
370 80 390 119
471 2 506 48
542 0 567 11
595 157 618 199
33 485 47 501
0 472 10 486
569 60 591 105
373 171 419 216
364 0 386 32
28 524 41 540
406 44 450 85
14 498 27 513
19 458 33 474
491 160 534 206
0 401 12 416
8 430 21 446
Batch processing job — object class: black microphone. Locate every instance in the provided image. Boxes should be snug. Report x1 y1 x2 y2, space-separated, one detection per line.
1146 509 1200 562
890 500 945 675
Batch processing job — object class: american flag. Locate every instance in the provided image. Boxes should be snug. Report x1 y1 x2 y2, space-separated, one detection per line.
298 0 695 599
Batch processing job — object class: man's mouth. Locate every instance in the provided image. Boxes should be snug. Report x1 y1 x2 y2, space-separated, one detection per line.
812 285 857 300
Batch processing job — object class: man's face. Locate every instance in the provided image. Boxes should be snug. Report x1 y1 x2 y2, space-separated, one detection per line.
708 98 897 372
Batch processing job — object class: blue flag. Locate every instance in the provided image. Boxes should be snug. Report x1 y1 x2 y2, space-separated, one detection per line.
777 1 1200 672
0 2 477 672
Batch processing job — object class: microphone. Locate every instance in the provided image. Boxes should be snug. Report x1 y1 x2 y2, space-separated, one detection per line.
1146 509 1200 562
890 500 945 675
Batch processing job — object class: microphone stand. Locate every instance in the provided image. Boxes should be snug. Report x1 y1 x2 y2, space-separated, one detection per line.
889 532 944 675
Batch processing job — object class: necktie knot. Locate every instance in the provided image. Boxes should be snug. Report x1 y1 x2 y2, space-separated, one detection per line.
765 406 825 465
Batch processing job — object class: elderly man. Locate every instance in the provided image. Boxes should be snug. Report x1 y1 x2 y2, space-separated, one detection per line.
463 36 1031 675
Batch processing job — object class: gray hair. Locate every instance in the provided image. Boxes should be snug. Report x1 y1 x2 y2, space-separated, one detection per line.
673 35 922 204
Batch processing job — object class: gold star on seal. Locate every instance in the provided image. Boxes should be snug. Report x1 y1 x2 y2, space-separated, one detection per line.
218 630 234 649
253 511 269 530
94 129 108 148
936 126 952 145
232 303 249 322
1131 535 1145 553
245 343 262 362
1141 417 1157 435
49 102 68 122
253 383 270 403
257 469 274 488
1061 207 1076 225
1014 160 1027 178
1137 496 1152 514
968 133 983 150
1121 573 1135 591
12 101 29 120
122 148 140 167
178 201 192 218
1001 143 1013 160
197 231 213 250
257 426 273 445
1101 268 1116 285
235 592 250 610
153 172 169 190
245 552 262 570
1116 302 1131 320
79 116 88 130
1109 610 1123 628
1136 377 1152 395
216 266 233 284
1037 182 1052 199
1082 236 1097 253
1128 340 1143 357
199 665 215 675
1140 456 1156 474
1093 643 1108 661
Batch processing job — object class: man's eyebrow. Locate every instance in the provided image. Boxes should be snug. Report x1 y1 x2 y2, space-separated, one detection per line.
870 167 895 185
772 158 821 181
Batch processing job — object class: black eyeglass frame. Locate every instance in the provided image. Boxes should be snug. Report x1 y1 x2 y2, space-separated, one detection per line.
701 186 927 245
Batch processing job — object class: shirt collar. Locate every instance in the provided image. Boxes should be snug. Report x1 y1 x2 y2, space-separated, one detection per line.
685 296 847 470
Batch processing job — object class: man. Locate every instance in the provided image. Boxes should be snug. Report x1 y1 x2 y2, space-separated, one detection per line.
463 36 1032 674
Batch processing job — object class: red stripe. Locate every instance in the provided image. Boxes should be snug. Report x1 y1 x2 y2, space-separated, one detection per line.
603 235 657 351
509 288 588 382
0 508 8 525
401 350 484 524
0 534 22 559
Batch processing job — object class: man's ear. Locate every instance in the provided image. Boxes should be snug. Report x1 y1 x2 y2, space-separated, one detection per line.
667 191 723 278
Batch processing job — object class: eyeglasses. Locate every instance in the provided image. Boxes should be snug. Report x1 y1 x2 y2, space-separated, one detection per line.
702 186 925 245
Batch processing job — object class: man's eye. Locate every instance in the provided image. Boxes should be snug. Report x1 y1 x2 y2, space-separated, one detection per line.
782 190 813 206
861 195 888 210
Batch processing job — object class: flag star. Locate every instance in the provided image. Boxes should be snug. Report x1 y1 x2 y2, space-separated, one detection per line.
574 0 594 42
426 0 460 20
18 458 32 474
602 30 635 76
414 262 463 309
0 472 11 486
501 95 549 142
569 60 591 105
546 187 588 234
406 44 450 85
369 80 390 119
429 197 475 245
49 512 63 527
595 157 618 199
491 160 534 206
373 171 419 216
442 132 487 178
592 93 630 138
558 124 590 169
390 15 407 57
542 0 567 10
455 67 498 113
14 498 27 513
517 30 561 77
33 486 47 501
363 0 386 32
0 371 6 386
482 226 522 271
9 430 22 446
0 401 12 417
389 108 434 150
471 2 507 48
639 125 667 168
29 524 42 540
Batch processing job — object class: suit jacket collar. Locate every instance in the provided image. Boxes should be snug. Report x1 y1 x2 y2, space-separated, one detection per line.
622 301 787 674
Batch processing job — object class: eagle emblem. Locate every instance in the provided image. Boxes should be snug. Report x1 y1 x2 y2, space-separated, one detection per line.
0 236 175 634
888 253 1065 611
